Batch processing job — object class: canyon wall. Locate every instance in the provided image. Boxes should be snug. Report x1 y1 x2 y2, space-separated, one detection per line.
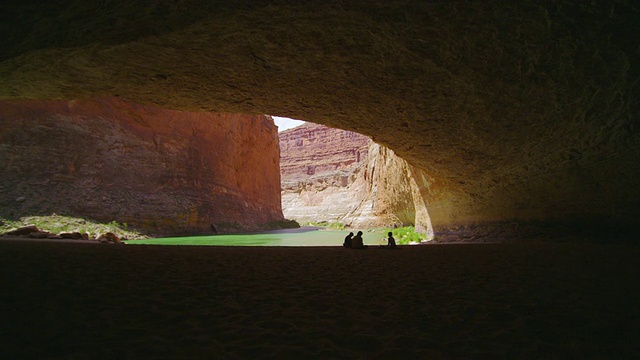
0 98 284 235
280 123 433 238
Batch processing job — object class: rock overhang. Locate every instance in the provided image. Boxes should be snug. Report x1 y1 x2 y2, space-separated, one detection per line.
1 1 639 239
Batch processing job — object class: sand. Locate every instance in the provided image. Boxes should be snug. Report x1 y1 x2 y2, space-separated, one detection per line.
0 239 638 359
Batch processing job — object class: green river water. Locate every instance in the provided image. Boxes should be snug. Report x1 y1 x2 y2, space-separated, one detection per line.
124 227 388 247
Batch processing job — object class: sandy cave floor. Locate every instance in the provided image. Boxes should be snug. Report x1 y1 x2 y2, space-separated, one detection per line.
0 240 639 359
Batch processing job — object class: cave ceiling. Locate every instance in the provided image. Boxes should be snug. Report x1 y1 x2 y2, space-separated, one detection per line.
1 0 639 231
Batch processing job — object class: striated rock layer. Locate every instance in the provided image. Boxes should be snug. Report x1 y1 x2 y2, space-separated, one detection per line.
1 1 639 240
0 98 283 235
280 123 369 224
279 122 370 179
280 123 434 238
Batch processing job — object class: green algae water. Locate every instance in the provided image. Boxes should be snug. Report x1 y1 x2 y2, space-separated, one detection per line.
124 227 387 247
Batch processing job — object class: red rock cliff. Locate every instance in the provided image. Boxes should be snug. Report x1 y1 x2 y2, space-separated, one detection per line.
0 98 283 235
280 123 433 238
279 122 369 180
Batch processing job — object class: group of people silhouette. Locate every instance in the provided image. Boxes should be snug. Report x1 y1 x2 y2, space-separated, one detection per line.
343 231 397 249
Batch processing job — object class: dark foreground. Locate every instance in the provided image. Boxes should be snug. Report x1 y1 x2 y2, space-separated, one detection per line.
1 240 638 358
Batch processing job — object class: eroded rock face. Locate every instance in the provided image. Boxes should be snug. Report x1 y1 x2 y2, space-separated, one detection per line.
1 1 638 239
0 98 283 235
280 122 370 180
359 143 435 239
280 123 433 238
280 123 369 224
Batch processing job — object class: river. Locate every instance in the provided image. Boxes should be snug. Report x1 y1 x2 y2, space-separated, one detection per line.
124 227 387 247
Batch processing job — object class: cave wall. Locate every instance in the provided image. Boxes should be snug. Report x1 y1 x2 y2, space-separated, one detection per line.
0 98 283 235
1 1 638 239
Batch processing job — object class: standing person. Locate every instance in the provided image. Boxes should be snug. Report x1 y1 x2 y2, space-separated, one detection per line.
352 231 364 249
343 232 354 248
387 231 397 248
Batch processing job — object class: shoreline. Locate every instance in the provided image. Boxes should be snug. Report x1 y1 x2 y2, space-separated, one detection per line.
0 235 101 244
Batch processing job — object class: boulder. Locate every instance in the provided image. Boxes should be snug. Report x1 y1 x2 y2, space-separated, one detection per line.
59 232 83 239
6 225 40 236
98 232 121 243
29 231 51 238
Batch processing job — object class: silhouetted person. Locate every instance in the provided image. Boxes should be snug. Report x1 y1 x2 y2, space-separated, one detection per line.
387 231 397 248
352 231 364 249
343 232 354 248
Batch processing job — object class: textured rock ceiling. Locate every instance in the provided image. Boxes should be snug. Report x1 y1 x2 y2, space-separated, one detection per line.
1 1 639 236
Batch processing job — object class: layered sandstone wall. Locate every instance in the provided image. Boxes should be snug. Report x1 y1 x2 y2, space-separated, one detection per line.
0 98 283 235
279 122 370 178
280 123 433 238
280 123 369 224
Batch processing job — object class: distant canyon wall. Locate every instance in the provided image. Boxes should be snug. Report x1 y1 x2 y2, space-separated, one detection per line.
280 123 433 238
0 98 283 235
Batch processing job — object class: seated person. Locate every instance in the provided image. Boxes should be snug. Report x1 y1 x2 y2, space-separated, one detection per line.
386 232 397 248
343 232 354 248
351 231 365 249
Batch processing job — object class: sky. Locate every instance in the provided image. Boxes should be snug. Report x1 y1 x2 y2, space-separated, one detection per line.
272 116 305 132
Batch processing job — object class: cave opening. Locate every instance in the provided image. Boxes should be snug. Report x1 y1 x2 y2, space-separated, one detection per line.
0 102 433 245
273 115 434 244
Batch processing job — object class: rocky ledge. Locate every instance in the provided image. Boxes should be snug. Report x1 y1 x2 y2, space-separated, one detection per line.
2 225 122 243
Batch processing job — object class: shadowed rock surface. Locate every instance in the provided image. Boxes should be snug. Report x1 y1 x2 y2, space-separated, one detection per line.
1 1 639 239
0 98 283 235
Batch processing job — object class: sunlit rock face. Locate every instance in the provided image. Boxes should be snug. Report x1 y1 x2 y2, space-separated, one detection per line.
280 123 433 237
361 143 434 238
279 122 370 181
0 98 283 235
280 123 369 224
1 1 638 239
